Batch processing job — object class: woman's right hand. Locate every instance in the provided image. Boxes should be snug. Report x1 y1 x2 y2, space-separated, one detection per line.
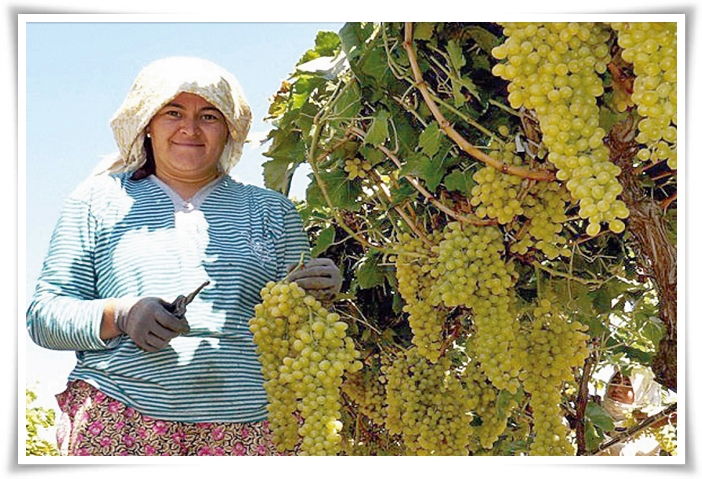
115 297 191 352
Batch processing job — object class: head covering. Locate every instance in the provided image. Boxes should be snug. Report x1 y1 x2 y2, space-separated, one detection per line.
100 56 252 175
603 365 661 422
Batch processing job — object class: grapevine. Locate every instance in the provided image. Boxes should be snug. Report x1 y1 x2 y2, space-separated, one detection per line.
261 21 678 456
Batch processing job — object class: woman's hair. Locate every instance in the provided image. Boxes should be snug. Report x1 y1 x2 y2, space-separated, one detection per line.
106 56 253 177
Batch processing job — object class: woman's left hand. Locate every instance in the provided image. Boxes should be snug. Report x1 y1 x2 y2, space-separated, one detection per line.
287 258 341 303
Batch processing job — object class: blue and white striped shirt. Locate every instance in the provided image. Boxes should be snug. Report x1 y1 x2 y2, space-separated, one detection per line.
27 172 310 423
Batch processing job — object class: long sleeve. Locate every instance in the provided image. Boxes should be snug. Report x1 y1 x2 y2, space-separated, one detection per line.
26 186 116 351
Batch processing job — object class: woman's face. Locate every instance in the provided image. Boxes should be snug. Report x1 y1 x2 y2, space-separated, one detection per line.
147 92 229 178
606 373 635 404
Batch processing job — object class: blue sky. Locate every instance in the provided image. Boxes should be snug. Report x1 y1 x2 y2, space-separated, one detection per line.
21 18 344 411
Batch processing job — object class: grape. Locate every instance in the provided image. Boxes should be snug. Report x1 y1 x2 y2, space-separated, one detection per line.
492 22 630 236
344 157 372 180
516 298 590 455
395 232 446 362
471 142 525 225
383 347 473 455
510 179 572 259
250 280 363 455
610 22 677 169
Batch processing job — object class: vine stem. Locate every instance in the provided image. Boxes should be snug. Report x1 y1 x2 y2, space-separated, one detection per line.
589 403 677 456
575 352 596 455
349 126 495 227
402 22 555 182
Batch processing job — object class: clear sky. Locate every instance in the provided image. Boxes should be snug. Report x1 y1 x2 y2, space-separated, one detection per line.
9 0 699 473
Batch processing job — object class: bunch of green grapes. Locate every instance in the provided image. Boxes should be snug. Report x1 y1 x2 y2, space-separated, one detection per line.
340 364 387 427
461 350 519 452
430 222 522 394
610 22 678 169
343 157 372 180
250 280 363 455
249 281 304 450
382 348 472 455
492 22 629 236
510 179 572 259
517 298 590 455
470 141 525 225
395 232 446 363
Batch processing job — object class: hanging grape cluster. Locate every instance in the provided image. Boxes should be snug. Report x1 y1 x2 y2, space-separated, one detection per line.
249 280 363 455
383 347 473 455
491 22 629 236
610 22 678 169
516 298 590 455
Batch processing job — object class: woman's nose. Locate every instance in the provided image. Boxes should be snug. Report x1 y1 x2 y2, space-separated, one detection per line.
179 116 200 135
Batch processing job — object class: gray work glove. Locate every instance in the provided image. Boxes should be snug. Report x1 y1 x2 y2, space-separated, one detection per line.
287 258 342 303
114 297 191 352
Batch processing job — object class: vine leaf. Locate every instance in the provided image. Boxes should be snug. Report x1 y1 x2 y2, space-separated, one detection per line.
311 226 336 258
365 109 391 146
356 253 386 289
443 169 475 195
418 121 443 157
585 401 615 433
306 169 362 211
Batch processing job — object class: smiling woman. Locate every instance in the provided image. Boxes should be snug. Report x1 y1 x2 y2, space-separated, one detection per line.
25 56 343 456
144 93 230 199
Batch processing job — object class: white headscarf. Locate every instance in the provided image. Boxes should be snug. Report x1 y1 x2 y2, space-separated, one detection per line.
603 365 662 422
96 56 252 175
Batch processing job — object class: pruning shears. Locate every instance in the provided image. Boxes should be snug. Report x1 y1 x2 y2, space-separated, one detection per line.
167 280 210 319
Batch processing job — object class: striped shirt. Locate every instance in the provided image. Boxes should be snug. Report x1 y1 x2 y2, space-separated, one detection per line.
27 172 310 423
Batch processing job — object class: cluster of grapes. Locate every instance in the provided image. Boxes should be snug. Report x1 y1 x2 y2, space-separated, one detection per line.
461 347 519 451
395 232 446 362
432 222 522 394
516 298 590 455
470 141 525 225
249 280 362 455
491 22 629 236
383 348 473 455
610 22 678 169
510 179 572 259
340 365 387 427
343 157 373 180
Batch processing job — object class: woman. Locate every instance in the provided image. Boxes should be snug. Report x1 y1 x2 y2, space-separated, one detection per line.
26 56 341 456
600 367 670 456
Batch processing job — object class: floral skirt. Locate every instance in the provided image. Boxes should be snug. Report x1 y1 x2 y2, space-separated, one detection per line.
56 380 292 456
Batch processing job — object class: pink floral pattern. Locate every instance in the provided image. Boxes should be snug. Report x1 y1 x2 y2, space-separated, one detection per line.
56 380 295 456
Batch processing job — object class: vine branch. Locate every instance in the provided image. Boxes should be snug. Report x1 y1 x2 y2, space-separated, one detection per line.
402 22 555 182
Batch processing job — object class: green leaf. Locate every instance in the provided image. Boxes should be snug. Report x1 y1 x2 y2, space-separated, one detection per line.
311 226 336 258
585 401 615 432
360 46 388 85
365 109 390 146
446 40 466 72
418 121 443 157
333 79 362 119
413 22 435 41
306 169 362 211
464 25 501 53
401 152 445 192
314 31 341 56
356 253 385 289
443 169 475 195
584 419 606 452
